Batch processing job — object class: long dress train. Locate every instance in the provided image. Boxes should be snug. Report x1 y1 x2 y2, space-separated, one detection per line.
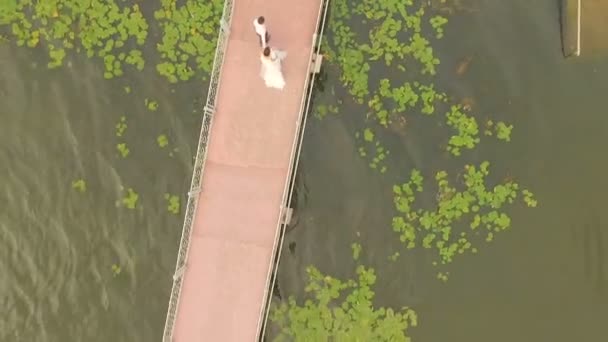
260 49 287 90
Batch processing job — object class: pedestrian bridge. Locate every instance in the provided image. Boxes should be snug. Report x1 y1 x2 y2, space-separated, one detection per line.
162 0 329 340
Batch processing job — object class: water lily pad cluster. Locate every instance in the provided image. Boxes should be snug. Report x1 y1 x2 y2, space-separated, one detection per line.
115 116 127 137
1 0 148 76
326 0 512 158
271 260 417 341
154 0 223 83
114 115 130 158
164 193 180 214
484 120 513 142
355 128 390 173
111 263 121 277
328 0 445 125
121 187 139 209
392 161 537 268
445 104 480 155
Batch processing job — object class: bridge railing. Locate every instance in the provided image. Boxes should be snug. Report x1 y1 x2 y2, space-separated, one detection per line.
162 0 234 340
256 0 332 339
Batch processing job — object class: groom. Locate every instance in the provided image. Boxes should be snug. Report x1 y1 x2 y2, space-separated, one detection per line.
253 16 270 48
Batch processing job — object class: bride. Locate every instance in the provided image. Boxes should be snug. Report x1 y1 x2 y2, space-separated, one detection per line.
260 47 287 90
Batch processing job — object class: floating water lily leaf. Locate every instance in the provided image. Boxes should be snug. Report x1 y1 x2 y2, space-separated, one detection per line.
157 134 169 148
145 98 158 111
115 116 127 137
122 188 139 209
117 143 130 158
71 179 86 192
164 193 180 214
495 121 513 142
111 263 121 277
445 105 480 156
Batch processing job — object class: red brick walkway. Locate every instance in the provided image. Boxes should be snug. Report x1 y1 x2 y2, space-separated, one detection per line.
171 0 323 340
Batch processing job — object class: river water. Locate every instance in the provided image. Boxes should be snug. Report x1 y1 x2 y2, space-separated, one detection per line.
271 0 608 341
1 0 607 341
0 44 199 340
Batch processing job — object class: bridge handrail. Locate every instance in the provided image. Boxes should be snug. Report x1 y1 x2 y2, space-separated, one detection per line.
256 0 332 339
162 0 234 340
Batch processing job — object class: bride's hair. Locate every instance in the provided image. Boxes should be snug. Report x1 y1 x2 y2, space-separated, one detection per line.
257 16 265 25
263 47 271 57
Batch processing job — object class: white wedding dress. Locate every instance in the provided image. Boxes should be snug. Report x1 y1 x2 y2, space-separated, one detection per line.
260 49 287 90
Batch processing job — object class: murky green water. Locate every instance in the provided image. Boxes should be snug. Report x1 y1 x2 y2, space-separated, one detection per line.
2 0 607 340
272 0 608 340
0 42 203 340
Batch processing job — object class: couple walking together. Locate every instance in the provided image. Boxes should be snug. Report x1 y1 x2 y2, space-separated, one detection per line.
253 16 287 90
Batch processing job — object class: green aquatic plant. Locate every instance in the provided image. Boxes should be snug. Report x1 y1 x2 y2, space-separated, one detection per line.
445 104 480 156
329 0 443 103
367 79 447 126
356 128 390 173
351 242 362 260
429 15 448 38
484 119 494 136
327 0 515 163
2 0 148 75
121 188 138 209
157 134 169 148
71 179 86 192
116 143 129 158
417 83 446 114
522 189 537 208
388 251 400 262
145 98 158 111
111 263 121 277
270 265 417 341
115 116 127 137
392 162 537 270
314 103 340 120
495 121 513 142
124 86 131 94
154 0 223 82
164 193 180 214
